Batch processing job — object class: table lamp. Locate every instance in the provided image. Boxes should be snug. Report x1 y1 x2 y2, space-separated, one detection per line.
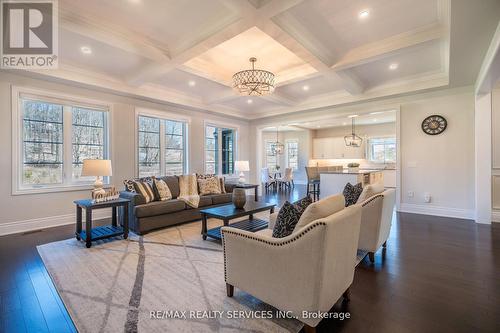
235 160 250 184
82 159 112 195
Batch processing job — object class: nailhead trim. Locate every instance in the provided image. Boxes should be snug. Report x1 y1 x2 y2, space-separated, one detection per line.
361 194 384 207
221 221 327 281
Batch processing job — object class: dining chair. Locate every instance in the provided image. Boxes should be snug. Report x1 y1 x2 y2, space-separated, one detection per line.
276 167 294 191
261 168 276 192
305 166 320 200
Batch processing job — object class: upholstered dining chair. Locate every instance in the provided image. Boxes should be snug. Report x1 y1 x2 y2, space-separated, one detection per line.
305 166 320 200
260 168 276 191
276 167 294 190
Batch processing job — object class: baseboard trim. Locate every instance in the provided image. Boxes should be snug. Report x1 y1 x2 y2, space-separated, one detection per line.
398 203 474 220
0 210 111 236
491 210 500 223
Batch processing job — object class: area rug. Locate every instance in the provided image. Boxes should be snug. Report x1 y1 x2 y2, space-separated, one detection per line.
37 216 305 333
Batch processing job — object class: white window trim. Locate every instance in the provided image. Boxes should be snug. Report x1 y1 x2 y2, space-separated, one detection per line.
11 85 113 195
366 135 397 164
203 121 239 176
285 139 299 170
264 139 278 170
135 108 191 177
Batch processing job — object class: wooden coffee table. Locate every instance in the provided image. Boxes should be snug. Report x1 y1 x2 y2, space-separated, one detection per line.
200 201 275 241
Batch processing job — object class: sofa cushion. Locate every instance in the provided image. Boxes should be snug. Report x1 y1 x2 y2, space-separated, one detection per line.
135 199 186 218
356 182 384 203
343 182 363 207
292 196 313 214
272 201 300 238
198 196 213 207
158 176 180 198
211 193 232 205
294 194 345 232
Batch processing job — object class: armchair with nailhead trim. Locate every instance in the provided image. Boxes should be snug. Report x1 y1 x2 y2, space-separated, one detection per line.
221 201 361 333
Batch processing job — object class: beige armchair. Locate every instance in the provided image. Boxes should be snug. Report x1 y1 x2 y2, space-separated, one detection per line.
221 200 362 332
357 188 396 262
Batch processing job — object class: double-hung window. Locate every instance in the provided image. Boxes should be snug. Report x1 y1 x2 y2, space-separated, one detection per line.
286 140 299 170
204 125 236 175
14 89 110 194
137 114 187 177
367 137 396 163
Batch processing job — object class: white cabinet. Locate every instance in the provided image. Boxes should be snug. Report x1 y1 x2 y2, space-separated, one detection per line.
312 137 365 159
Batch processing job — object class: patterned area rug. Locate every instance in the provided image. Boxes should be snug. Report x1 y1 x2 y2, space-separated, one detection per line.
37 217 305 333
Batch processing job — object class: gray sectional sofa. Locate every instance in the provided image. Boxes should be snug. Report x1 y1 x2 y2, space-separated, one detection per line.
120 176 235 234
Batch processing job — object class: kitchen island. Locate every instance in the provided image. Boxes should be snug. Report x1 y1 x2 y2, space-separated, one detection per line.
320 169 383 199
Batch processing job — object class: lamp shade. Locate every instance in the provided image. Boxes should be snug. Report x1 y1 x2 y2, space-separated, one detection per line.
235 160 250 172
81 159 112 177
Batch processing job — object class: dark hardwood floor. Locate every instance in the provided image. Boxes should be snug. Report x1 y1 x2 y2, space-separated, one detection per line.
1 185 499 332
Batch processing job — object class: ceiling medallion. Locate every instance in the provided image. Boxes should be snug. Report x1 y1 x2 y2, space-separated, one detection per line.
344 118 363 147
232 57 275 96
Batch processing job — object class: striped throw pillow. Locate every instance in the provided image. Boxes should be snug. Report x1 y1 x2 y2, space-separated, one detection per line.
133 180 155 203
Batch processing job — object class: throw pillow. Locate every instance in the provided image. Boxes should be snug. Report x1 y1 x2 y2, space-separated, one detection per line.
124 179 136 192
154 178 172 201
295 194 345 231
196 174 226 193
292 196 313 215
198 177 222 195
272 201 300 238
343 182 363 207
356 182 385 203
133 180 156 203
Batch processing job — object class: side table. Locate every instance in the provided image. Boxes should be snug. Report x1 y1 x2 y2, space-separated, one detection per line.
74 198 130 248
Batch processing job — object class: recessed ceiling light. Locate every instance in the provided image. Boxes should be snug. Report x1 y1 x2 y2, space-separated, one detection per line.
316 125 321 128
188 80 196 87
389 63 399 70
302 85 310 91
80 46 92 55
359 10 369 19
373 118 378 122
342 122 347 126
247 99 253 104
348 114 359 118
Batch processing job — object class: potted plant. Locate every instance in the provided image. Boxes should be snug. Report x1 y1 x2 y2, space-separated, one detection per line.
347 162 360 172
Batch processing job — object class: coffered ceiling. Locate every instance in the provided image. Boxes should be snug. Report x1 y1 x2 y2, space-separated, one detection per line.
8 0 500 120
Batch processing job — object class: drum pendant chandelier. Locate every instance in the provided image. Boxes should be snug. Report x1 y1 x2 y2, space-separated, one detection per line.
232 57 275 96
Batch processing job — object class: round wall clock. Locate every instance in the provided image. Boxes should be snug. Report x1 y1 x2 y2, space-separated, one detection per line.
421 115 447 135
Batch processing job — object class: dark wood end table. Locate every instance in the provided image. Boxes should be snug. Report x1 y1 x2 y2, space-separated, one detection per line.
74 198 130 248
200 201 275 241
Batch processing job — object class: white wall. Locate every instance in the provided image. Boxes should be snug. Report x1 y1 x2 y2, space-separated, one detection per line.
399 90 475 218
251 86 476 220
314 122 395 138
0 72 250 234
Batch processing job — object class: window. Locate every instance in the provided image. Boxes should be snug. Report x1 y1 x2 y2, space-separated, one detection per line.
16 92 109 193
367 137 396 163
205 125 236 175
265 141 277 171
287 140 299 170
137 115 187 177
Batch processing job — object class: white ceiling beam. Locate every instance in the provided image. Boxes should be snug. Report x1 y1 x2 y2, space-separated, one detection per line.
59 8 170 64
257 19 365 94
261 91 298 106
126 0 306 86
332 24 446 71
126 16 256 86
